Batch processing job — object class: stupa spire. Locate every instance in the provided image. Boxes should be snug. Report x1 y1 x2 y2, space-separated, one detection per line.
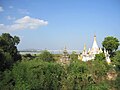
83 44 86 51
94 34 96 41
92 34 99 49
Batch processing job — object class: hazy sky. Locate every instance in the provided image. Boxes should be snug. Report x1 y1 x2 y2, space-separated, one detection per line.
0 0 120 50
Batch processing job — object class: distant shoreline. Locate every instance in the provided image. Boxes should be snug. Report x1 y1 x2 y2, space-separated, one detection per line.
19 50 81 54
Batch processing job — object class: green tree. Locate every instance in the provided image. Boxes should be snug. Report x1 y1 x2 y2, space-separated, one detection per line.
39 50 54 62
70 51 78 60
114 73 120 90
95 53 105 61
91 60 109 80
0 33 21 71
13 36 20 45
0 59 65 90
113 50 120 71
102 36 120 56
22 54 35 60
87 60 110 90
0 70 14 90
0 58 111 90
66 60 91 90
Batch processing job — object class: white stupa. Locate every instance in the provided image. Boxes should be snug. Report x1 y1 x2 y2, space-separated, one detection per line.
78 35 111 64
91 35 100 54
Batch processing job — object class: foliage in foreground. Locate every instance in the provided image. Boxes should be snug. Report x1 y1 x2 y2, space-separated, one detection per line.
0 59 64 90
0 58 113 90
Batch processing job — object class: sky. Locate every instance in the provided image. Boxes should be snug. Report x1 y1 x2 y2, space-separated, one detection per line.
0 0 120 50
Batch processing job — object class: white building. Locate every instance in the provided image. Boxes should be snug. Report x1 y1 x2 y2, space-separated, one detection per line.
78 35 111 64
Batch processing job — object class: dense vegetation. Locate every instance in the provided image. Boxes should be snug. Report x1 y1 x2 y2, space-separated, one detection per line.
0 33 120 90
0 33 21 71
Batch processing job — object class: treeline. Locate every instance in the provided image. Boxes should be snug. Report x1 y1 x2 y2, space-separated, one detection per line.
0 33 120 90
0 58 111 90
0 57 120 90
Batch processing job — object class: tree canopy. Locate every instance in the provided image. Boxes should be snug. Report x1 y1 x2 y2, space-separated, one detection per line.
70 51 78 60
102 36 119 56
38 50 54 62
0 59 65 90
113 50 120 71
0 33 21 71
95 53 105 61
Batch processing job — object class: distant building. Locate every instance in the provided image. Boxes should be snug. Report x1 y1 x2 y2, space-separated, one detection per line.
78 35 111 64
60 46 70 64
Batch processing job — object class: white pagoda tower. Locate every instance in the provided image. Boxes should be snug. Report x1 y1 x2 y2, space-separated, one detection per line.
91 35 100 54
78 35 111 64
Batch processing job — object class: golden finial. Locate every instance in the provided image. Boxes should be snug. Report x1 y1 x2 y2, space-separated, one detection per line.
83 44 86 51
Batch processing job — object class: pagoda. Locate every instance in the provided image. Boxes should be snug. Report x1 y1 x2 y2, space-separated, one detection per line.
78 35 111 64
60 46 70 64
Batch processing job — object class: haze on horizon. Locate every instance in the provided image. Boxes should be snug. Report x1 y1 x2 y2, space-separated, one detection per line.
0 0 120 50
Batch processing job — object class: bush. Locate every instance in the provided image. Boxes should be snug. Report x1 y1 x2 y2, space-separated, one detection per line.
39 50 55 62
0 59 65 90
